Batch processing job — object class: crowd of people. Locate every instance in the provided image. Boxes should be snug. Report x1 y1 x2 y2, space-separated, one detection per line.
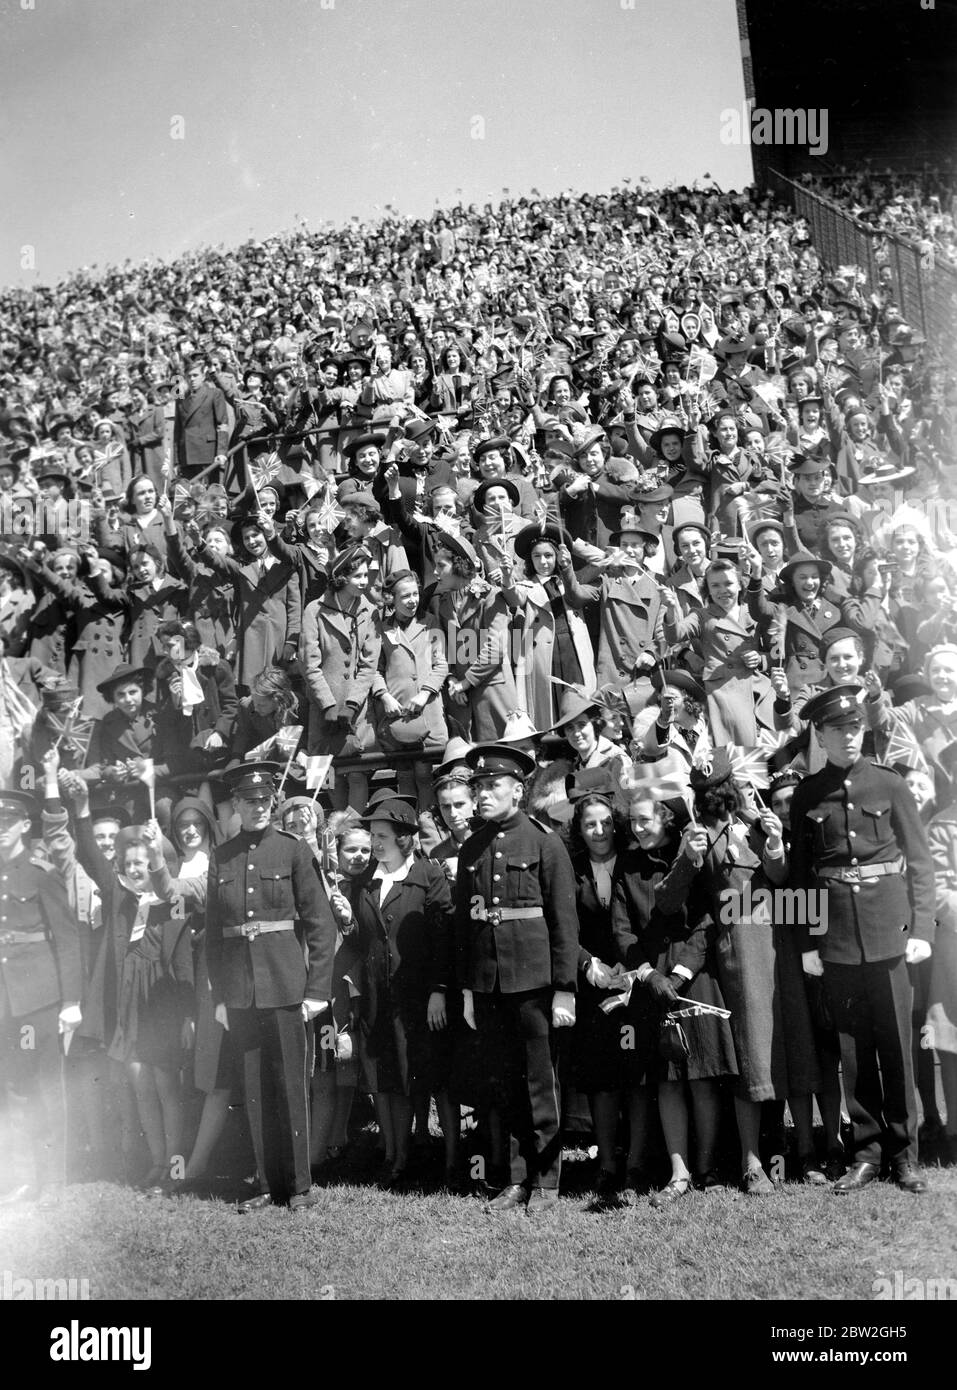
0 175 955 1215
798 166 957 268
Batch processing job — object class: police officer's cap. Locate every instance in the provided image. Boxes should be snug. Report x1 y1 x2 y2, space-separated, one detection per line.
221 760 280 797
466 743 536 782
801 683 866 729
0 789 37 819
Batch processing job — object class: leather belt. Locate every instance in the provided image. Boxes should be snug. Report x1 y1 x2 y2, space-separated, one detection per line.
0 930 47 947
476 906 542 926
816 857 903 885
222 919 295 941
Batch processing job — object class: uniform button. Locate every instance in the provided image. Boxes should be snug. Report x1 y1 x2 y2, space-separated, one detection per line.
495 853 503 860
846 803 854 810
848 832 856 839
386 914 393 922
844 781 851 790
493 875 500 882
850 858 859 866
851 885 860 895
248 886 254 893
497 833 504 840
248 864 254 870
491 897 500 905
247 910 254 918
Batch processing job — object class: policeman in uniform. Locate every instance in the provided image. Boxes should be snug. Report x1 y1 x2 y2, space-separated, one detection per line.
0 789 81 1204
205 762 337 1212
789 685 935 1194
456 743 579 1213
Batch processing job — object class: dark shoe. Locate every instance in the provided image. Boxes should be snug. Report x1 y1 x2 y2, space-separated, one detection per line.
595 1169 619 1199
741 1166 775 1196
832 1161 879 1194
650 1177 691 1210
893 1162 927 1194
443 1167 466 1195
695 1168 723 1191
485 1183 528 1213
288 1189 319 1212
526 1187 560 1216
800 1154 828 1186
823 1151 847 1182
620 1166 652 1204
381 1167 411 1192
237 1192 274 1214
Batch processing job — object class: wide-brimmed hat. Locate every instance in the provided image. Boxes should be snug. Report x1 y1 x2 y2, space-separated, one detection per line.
96 663 154 698
473 477 520 512
344 431 385 460
551 687 603 731
513 522 570 564
857 459 916 487
648 419 686 455
779 550 833 589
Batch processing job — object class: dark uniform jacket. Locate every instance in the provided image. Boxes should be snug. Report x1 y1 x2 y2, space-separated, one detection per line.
205 825 336 1009
173 382 229 476
789 757 936 964
455 810 579 995
0 843 81 1019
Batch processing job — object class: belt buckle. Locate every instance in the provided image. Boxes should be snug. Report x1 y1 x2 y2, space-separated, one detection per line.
486 910 502 926
242 921 261 941
843 866 861 885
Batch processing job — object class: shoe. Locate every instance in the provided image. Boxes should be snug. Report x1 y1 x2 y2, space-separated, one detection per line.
893 1162 927 1194
443 1167 466 1195
832 1161 879 1194
741 1166 775 1196
237 1192 274 1214
800 1155 828 1186
381 1167 410 1192
695 1168 723 1191
485 1183 528 1213
620 1166 652 1201
526 1187 560 1216
650 1178 691 1210
823 1151 846 1182
595 1169 619 1199
288 1190 319 1212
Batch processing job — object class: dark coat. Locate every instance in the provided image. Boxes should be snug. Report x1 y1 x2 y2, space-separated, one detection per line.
205 825 336 1009
151 652 237 777
173 383 229 476
455 809 579 995
353 857 454 1032
0 844 81 1018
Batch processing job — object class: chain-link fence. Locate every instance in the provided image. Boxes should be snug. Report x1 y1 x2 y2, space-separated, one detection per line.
767 169 957 354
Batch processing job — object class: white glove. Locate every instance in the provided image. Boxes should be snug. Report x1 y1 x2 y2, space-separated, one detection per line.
585 958 616 989
462 988 476 1031
214 1002 229 1031
801 950 824 978
58 1003 82 1033
552 990 576 1028
905 939 932 966
301 998 329 1023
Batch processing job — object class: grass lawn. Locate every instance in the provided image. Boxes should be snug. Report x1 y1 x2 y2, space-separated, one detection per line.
1 1156 955 1301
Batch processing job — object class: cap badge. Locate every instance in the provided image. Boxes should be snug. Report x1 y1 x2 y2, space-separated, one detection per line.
476 756 486 770
838 697 849 710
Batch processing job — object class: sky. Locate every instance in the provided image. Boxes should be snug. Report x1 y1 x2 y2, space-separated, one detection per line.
1 0 753 288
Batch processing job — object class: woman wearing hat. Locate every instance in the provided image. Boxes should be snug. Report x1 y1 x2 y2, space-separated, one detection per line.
552 687 632 782
63 776 193 1194
119 475 170 569
344 798 458 1188
157 491 235 658
151 619 238 787
371 570 449 809
746 550 846 695
470 476 529 580
890 645 957 777
460 436 539 518
20 543 126 720
705 409 766 536
301 543 380 810
500 523 596 731
662 558 776 747
612 786 738 1204
0 551 35 657
656 758 822 1193
550 427 642 555
145 797 235 1194
89 417 132 499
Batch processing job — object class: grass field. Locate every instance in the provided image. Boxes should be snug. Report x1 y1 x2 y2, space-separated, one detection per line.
1 1155 955 1302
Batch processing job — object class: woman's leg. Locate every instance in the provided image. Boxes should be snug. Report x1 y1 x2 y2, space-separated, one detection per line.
330 1086 356 1150
589 1091 620 1176
309 1070 337 1166
657 1080 691 1183
435 1091 460 1171
789 1091 817 1165
127 1062 165 1170
688 1079 721 1175
626 1086 650 1172
185 1089 231 1179
374 1092 395 1165
153 1066 184 1168
413 1092 431 1151
388 1093 414 1174
734 1095 764 1175
940 1052 957 1147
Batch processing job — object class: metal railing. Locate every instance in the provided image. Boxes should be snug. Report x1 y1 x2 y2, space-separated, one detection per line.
767 169 957 352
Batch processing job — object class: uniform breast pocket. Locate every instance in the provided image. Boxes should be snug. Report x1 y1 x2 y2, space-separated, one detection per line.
862 803 893 847
11 890 42 929
807 809 838 854
260 871 292 910
506 855 540 904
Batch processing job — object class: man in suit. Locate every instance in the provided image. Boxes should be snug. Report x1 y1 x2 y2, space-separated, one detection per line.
205 761 336 1212
456 743 579 1214
789 684 935 1194
0 789 81 1204
173 359 229 482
